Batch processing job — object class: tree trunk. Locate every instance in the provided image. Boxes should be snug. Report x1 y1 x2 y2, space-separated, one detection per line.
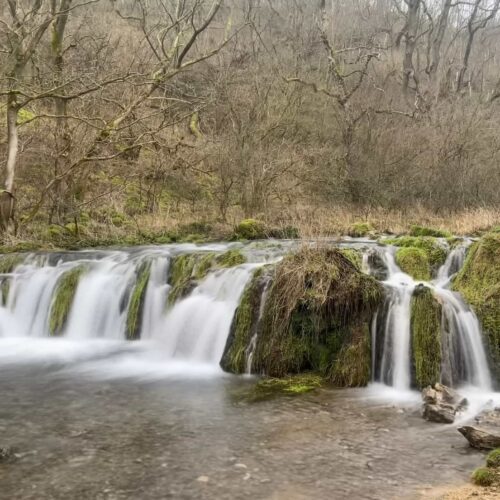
403 0 420 93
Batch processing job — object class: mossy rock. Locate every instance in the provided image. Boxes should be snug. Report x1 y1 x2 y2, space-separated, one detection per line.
221 266 273 374
472 467 496 486
409 225 452 238
234 219 266 240
49 267 86 336
395 247 431 281
453 232 500 382
384 236 447 272
0 254 23 274
411 285 442 389
348 222 374 238
126 262 151 340
1 278 10 304
339 248 363 270
168 249 247 305
486 448 500 468
251 247 382 381
329 324 371 387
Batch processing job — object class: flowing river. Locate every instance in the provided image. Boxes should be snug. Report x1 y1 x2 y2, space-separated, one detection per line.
0 239 497 499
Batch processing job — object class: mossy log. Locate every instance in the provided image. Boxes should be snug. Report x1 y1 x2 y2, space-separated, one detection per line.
126 261 151 340
251 247 383 383
411 285 442 389
49 266 85 336
453 232 500 381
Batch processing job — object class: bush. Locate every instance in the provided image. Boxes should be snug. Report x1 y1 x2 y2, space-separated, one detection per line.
486 448 500 468
472 467 495 486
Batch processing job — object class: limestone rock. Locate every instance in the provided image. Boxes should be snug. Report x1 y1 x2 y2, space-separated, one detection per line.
421 383 468 424
458 426 500 450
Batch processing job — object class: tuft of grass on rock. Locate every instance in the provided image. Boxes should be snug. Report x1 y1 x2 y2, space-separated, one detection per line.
409 225 452 238
472 467 495 487
395 247 431 281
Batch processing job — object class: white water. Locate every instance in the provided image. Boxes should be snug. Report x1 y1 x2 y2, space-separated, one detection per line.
370 242 492 393
0 245 261 373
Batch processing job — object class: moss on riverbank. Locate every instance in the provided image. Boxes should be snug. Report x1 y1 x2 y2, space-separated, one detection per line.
49 267 85 336
411 285 442 389
251 247 382 383
453 232 500 378
126 262 151 340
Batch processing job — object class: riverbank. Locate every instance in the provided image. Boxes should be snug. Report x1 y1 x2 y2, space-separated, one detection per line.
3 205 499 255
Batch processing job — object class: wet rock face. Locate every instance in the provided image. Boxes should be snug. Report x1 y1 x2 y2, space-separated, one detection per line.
421 383 468 424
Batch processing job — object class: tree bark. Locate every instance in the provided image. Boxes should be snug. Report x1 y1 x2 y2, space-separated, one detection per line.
403 0 421 93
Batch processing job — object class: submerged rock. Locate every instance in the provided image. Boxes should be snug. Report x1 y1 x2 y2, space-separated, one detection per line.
422 383 467 424
458 426 500 450
0 446 16 463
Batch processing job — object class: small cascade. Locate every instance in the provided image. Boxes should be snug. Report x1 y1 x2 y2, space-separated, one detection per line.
369 248 415 390
370 240 492 392
154 265 257 363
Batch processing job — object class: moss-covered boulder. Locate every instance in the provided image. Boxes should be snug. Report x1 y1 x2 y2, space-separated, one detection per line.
251 247 382 384
221 266 273 374
396 247 431 281
234 219 266 240
126 261 151 340
168 249 247 305
49 266 85 336
348 222 374 238
453 232 500 379
411 285 442 389
385 236 447 278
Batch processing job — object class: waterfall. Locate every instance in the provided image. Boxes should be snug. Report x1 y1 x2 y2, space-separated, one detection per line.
370 248 415 391
370 241 492 392
0 247 257 369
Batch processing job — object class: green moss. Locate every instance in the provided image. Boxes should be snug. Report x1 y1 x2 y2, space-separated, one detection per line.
237 373 324 402
49 267 85 336
0 254 23 274
395 247 431 281
330 324 371 387
453 233 500 378
339 248 363 270
220 267 269 374
472 467 495 486
409 225 451 238
168 250 247 305
411 286 442 389
126 262 151 340
266 225 300 239
486 449 500 468
348 222 373 237
252 247 382 381
215 249 246 268
234 219 266 240
384 236 447 270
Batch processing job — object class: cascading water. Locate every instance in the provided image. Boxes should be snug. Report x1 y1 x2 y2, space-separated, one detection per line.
0 245 264 372
371 248 415 391
370 241 492 392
